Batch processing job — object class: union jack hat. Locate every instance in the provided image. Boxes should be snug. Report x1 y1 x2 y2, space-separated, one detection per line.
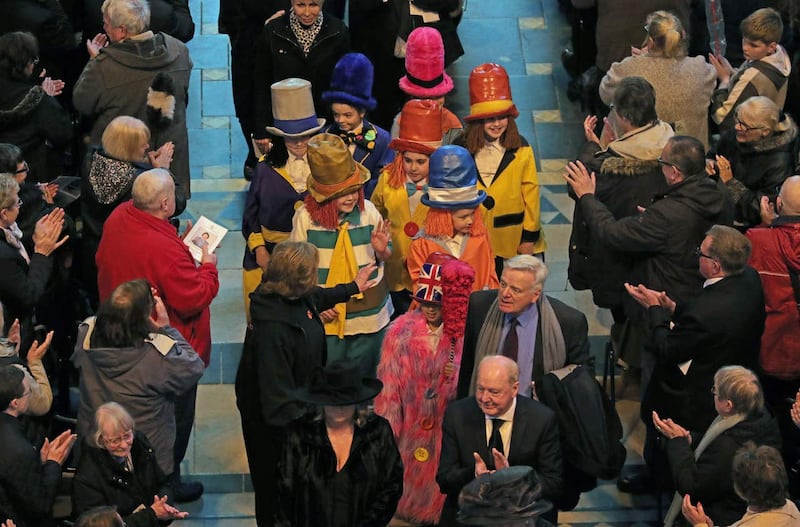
413 252 455 304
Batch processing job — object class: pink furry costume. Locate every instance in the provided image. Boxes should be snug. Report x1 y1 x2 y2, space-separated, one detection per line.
375 256 475 524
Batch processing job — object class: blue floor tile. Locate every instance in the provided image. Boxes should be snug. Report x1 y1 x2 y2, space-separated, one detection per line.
187 34 230 69
203 80 235 116
520 23 570 63
463 0 542 19
189 128 232 166
533 121 584 160
188 73 203 130
447 18 526 76
509 74 557 110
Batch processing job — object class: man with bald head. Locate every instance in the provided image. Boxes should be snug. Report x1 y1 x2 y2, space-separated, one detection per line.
437 355 562 525
95 168 219 501
746 175 800 492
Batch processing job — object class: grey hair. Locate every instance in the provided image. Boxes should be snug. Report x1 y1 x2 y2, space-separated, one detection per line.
737 96 794 134
101 0 150 35
503 254 548 290
132 168 173 212
0 174 19 210
92 402 135 448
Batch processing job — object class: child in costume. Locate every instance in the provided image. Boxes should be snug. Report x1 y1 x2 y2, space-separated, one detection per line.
322 53 394 198
392 27 462 140
241 78 326 319
290 133 393 376
407 145 500 291
456 63 546 279
371 99 443 315
375 253 475 525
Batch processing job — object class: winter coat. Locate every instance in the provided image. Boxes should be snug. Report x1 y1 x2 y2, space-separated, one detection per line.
80 0 195 43
235 283 358 428
599 54 716 149
71 319 205 475
577 174 733 316
746 217 800 380
0 236 52 348
73 32 193 196
72 433 172 527
276 413 403 527
569 121 673 309
374 311 463 524
96 201 219 364
665 409 782 527
730 500 800 527
713 119 799 228
252 12 350 139
0 75 72 183
0 413 62 527
711 45 792 132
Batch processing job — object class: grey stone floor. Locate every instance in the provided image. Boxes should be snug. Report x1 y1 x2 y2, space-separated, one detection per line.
179 0 660 524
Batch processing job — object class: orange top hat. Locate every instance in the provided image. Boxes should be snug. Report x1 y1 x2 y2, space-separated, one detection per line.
389 99 444 155
464 63 519 122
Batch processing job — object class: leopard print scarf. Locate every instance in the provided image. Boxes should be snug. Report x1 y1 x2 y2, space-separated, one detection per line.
289 9 324 56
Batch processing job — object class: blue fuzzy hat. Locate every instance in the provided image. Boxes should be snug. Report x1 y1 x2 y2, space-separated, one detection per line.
421 145 487 210
322 53 377 111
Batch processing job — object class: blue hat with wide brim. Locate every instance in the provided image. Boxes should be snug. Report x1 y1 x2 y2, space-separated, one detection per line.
421 145 487 209
321 53 378 111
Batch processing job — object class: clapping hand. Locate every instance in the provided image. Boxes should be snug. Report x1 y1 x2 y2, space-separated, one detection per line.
681 494 713 527
653 411 691 443
563 160 596 198
40 429 77 465
32 208 68 256
790 390 800 429
149 142 174 169
708 53 735 84
6 319 20 355
150 495 189 520
86 33 108 58
39 70 65 97
26 331 53 363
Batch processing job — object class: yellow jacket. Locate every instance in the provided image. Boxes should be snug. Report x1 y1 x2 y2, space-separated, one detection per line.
476 143 546 258
370 171 430 292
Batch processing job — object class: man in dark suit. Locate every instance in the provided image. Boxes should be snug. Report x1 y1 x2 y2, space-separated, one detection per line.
456 255 592 399
624 224 765 492
437 356 562 525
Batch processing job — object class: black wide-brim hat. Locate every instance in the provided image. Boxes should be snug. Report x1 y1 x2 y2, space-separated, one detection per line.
294 359 383 406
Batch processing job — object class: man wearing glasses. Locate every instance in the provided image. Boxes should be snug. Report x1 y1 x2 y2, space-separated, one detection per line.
0 364 76 526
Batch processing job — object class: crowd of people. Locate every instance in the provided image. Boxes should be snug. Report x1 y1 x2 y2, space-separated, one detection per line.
1 0 800 526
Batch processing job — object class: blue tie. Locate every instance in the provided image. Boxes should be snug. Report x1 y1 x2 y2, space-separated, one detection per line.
406 182 428 197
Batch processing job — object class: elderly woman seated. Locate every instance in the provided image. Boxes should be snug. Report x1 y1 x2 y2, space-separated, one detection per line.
72 402 188 526
682 443 800 526
655 366 782 527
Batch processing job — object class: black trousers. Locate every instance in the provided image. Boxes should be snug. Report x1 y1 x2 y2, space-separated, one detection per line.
173 383 198 476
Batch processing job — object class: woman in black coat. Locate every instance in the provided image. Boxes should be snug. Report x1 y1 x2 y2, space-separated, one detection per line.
276 360 403 527
235 240 375 527
654 366 782 527
712 95 798 229
251 0 350 154
72 402 186 527
0 32 72 184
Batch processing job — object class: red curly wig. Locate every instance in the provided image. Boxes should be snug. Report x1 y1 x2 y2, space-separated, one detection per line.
423 206 488 237
303 189 366 230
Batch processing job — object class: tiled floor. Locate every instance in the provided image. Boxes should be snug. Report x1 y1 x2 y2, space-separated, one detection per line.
180 0 658 524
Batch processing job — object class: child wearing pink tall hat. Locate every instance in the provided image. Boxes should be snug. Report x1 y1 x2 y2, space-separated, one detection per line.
392 27 463 140
454 63 546 279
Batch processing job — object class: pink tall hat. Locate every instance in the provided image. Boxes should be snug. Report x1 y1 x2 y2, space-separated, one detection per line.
399 27 454 98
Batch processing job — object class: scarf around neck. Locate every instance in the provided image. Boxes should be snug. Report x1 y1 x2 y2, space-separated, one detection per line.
289 9 324 55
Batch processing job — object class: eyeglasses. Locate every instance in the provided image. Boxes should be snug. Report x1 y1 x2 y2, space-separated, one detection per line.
657 157 678 169
14 162 28 175
734 116 765 132
3 198 22 211
102 430 134 447
17 388 31 399
694 246 716 261
30 57 39 66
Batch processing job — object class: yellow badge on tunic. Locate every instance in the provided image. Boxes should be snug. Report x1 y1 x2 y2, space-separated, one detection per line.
414 447 429 462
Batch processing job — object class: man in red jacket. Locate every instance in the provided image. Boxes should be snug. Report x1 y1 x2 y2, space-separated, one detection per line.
96 168 219 501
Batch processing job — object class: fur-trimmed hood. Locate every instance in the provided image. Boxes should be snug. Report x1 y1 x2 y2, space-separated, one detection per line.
0 77 45 126
603 119 674 161
600 155 661 178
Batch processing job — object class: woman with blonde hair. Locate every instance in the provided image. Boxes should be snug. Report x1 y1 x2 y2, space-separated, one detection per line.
599 10 716 149
235 240 377 526
80 115 182 307
711 95 798 228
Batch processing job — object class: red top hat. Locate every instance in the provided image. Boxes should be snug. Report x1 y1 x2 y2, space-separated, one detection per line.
399 27 454 98
389 99 444 155
464 63 520 122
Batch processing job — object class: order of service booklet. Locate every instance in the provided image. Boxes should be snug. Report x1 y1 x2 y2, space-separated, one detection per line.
183 216 228 263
